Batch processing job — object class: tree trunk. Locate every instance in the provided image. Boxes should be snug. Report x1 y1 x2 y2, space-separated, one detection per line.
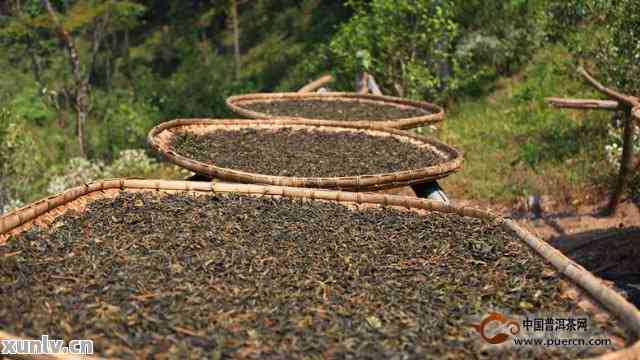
605 107 634 216
231 0 241 80
393 82 404 97
27 40 43 85
61 88 71 128
75 83 89 158
42 0 89 158
106 33 117 91
123 29 137 96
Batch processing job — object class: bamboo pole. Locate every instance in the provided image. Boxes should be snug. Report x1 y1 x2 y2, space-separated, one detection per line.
352 73 444 201
504 220 640 338
578 67 640 107
298 74 334 93
1 180 640 357
545 97 620 111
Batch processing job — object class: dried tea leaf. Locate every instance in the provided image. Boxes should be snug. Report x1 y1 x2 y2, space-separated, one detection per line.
0 192 624 359
244 99 428 121
170 128 443 178
366 315 382 329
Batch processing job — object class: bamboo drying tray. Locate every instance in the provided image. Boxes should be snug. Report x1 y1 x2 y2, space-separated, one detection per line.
225 92 444 129
1 179 640 359
148 119 463 191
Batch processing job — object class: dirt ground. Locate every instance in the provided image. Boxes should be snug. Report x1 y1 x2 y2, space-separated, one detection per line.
456 194 640 309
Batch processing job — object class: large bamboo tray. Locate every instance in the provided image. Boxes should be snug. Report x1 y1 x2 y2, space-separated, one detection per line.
1 180 640 359
148 119 463 191
225 92 445 129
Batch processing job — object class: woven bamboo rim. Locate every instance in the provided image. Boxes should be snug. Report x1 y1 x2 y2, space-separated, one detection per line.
225 92 445 129
0 179 639 359
147 118 463 191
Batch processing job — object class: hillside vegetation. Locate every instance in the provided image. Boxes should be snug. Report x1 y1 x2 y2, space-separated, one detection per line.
0 0 638 212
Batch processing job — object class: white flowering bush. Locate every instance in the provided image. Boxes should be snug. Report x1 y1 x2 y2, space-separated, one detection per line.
107 149 190 179
46 157 110 194
1 198 24 215
457 33 504 64
46 149 190 195
109 149 159 178
604 121 640 170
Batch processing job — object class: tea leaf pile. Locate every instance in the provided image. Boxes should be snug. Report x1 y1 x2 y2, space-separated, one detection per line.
170 128 444 177
243 99 428 121
0 192 622 358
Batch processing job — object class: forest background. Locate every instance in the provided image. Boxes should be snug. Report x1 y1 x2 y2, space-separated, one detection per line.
0 0 638 213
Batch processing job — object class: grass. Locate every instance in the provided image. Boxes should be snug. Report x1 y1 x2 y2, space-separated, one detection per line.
435 46 614 205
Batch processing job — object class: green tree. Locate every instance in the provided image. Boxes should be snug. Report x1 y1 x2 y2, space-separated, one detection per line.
1 0 145 157
328 0 463 100
453 0 547 95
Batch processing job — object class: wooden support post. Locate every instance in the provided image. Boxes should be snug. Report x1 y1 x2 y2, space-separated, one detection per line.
547 66 640 216
186 173 213 182
605 107 635 215
411 181 449 203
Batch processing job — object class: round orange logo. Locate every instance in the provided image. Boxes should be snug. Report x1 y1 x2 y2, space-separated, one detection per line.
470 312 521 344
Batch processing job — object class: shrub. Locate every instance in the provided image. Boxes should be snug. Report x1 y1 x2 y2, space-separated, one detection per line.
0 108 47 212
46 157 108 195
593 0 640 95
91 90 161 159
328 0 465 101
138 54 239 119
455 0 547 76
